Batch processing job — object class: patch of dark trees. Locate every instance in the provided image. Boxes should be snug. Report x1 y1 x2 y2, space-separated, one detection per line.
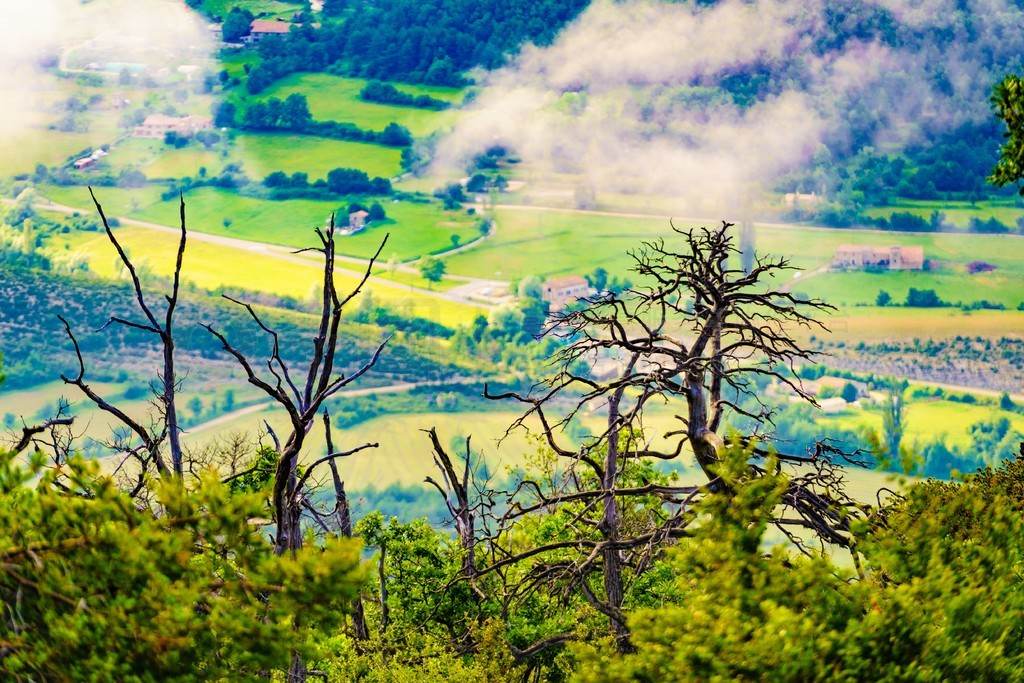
875 287 1009 311
215 96 413 147
359 81 449 110
261 168 393 200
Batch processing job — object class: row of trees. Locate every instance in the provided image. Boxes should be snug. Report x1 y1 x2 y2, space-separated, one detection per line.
359 81 449 110
217 95 415 148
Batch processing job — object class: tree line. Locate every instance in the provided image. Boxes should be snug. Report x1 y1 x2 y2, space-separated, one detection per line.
215 95 414 147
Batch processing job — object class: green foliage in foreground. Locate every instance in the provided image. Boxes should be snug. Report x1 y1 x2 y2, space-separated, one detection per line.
0 452 364 681
990 74 1024 193
5 432 1024 679
574 452 1024 682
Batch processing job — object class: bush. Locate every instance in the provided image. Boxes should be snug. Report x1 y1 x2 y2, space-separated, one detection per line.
966 261 997 274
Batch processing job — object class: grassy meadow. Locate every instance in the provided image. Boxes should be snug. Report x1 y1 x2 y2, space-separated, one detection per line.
443 207 697 280
236 73 463 136
200 0 303 20
863 198 1024 230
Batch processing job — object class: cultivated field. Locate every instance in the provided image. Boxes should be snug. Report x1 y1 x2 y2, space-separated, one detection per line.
821 400 1024 449
65 226 484 326
863 198 1024 229
238 73 463 136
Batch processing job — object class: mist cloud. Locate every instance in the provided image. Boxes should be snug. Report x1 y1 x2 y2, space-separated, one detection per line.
434 0 1024 212
0 0 213 142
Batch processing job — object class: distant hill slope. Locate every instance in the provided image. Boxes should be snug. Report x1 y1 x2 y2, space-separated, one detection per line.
0 265 461 391
429 0 1024 207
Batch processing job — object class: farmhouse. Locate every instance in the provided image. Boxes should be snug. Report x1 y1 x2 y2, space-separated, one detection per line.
832 244 924 271
349 210 369 231
817 397 849 414
133 114 214 139
782 192 824 208
336 210 369 236
246 19 293 43
541 275 591 310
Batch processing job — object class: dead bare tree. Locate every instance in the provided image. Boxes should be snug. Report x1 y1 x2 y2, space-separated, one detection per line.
7 411 75 461
322 409 369 642
424 428 478 579
59 189 187 485
204 221 386 558
203 220 387 680
473 221 866 655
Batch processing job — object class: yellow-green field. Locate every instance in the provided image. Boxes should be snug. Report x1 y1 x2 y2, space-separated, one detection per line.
821 400 1024 449
801 307 1024 342
41 185 481 262
66 226 483 327
0 380 265 446
185 405 905 501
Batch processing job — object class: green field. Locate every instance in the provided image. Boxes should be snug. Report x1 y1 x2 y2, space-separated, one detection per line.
41 184 167 214
863 198 1024 230
801 269 1022 307
229 133 403 179
199 0 303 20
113 132 402 182
126 187 478 259
443 207 694 280
237 73 462 136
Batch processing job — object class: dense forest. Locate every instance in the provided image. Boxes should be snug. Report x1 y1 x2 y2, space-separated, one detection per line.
243 0 590 90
